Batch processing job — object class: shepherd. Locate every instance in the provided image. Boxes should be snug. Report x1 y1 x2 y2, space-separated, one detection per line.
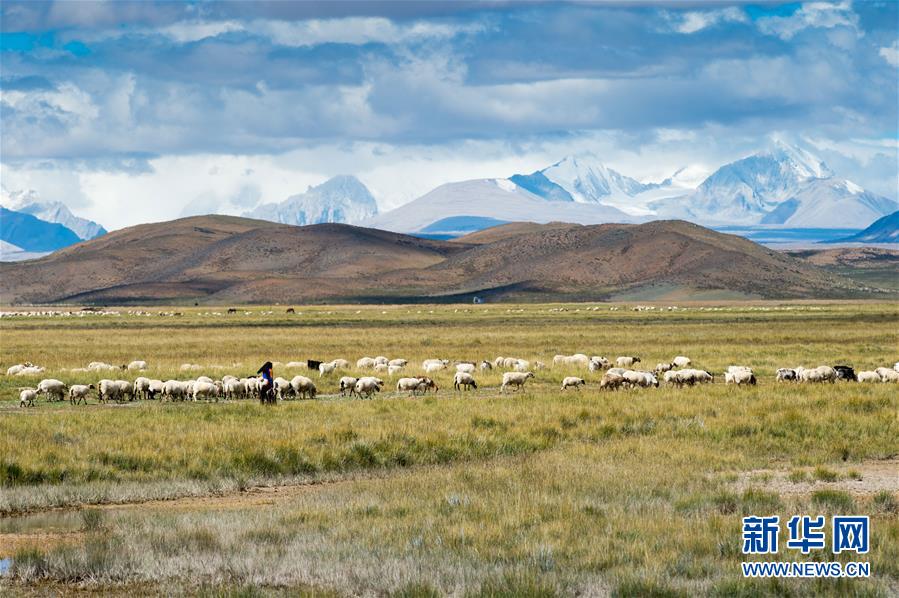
257 361 276 404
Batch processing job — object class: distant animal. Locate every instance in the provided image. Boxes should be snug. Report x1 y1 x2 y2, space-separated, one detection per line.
306 359 322 371
501 371 533 392
286 308 295 314
833 365 857 382
19 388 37 407
599 372 625 390
453 372 477 391
616 356 641 368
776 368 797 382
227 308 237 314
339 376 359 397
37 379 67 402
290 375 317 400
561 376 585 390
354 376 383 398
672 356 691 368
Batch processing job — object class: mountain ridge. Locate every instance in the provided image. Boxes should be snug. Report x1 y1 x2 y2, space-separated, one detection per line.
0 214 875 305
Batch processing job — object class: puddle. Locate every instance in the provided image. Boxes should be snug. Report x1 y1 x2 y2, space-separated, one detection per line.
0 510 84 535
0 557 11 576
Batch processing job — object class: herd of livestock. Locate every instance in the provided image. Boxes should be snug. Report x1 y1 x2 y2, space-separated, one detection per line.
8 352 899 408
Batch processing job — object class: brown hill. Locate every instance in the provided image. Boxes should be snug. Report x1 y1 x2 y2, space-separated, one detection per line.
0 216 876 304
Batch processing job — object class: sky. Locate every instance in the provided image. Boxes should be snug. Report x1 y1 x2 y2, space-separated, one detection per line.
0 0 897 230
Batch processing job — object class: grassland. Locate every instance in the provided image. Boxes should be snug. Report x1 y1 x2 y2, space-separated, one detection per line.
0 302 897 596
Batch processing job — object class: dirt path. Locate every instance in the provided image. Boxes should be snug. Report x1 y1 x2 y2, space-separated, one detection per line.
731 459 899 496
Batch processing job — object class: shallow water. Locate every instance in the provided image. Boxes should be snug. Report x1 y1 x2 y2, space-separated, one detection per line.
0 510 84 535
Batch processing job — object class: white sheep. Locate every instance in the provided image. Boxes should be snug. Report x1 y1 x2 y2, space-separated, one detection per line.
331 359 350 369
373 363 389 373
387 364 405 376
395 377 437 395
424 362 446 374
513 359 530 372
876 367 899 383
161 379 187 401
113 380 133 402
15 365 45 376
561 377 585 390
89 361 122 371
374 356 389 366
857 371 881 383
479 360 493 371
68 384 94 404
133 376 152 400
654 362 673 374
196 375 214 384
553 354 590 368
37 379 67 402
501 371 534 392
127 360 148 370
290 375 317 399
7 363 43 376
397 377 425 394
388 358 408 367
456 363 476 374
354 376 383 398
616 356 641 368
422 358 448 370
193 381 220 401
357 357 376 369
319 361 338 377
725 369 756 385
273 377 292 400
19 388 38 407
672 356 691 367
799 366 836 383
223 378 246 400
453 372 477 391
148 379 165 399
776 368 797 382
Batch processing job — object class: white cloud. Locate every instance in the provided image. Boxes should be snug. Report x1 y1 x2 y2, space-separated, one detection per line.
756 1 860 41
85 16 486 46
670 7 747 34
158 20 244 43
880 41 899 67
249 17 486 47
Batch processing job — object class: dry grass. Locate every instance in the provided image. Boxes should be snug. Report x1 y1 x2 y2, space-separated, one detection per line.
0 302 897 595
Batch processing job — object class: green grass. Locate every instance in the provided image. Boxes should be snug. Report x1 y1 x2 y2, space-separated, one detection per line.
0 301 897 595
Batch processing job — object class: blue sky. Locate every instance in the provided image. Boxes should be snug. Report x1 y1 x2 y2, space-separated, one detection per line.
0 0 896 229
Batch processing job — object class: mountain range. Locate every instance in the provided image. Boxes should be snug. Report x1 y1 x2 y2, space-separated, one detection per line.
1 186 107 260
365 142 896 234
1 142 895 264
244 175 377 226
0 215 876 305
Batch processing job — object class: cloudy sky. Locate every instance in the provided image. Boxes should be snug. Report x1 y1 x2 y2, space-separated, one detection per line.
1 0 896 230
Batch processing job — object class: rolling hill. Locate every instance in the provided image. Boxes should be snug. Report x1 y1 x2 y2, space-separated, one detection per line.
0 215 875 305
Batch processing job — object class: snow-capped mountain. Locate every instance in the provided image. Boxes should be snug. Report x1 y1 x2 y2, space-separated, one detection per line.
0 206 82 254
362 178 637 234
16 201 106 240
510 153 652 204
245 175 378 226
1 185 106 241
650 143 895 228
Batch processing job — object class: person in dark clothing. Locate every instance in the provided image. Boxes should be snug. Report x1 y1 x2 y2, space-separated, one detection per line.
257 361 275 404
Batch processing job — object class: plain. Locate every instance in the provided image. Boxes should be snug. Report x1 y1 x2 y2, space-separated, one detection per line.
0 302 897 596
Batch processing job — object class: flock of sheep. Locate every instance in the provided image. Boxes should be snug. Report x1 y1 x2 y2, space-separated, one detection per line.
9 352 899 408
